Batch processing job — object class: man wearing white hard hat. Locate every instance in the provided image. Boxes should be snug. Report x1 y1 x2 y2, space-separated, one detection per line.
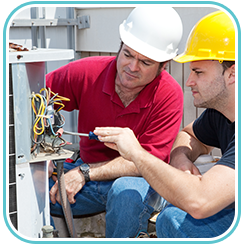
47 6 183 237
95 11 235 238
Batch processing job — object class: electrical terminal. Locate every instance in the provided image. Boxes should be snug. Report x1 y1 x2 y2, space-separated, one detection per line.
31 88 70 154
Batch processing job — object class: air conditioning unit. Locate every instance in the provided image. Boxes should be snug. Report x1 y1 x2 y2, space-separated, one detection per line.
8 48 74 238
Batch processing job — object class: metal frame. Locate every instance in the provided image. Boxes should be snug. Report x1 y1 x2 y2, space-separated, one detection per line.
11 16 90 29
10 48 74 238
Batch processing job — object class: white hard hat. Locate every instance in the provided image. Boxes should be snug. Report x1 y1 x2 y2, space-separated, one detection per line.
119 6 183 62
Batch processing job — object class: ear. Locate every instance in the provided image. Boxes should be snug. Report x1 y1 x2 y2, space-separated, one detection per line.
226 64 235 85
158 61 168 74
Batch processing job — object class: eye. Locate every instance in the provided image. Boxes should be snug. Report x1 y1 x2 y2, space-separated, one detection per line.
141 61 151 66
193 70 203 76
124 52 130 58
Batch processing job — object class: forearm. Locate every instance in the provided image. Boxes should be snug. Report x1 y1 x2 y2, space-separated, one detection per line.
132 149 196 203
133 149 235 219
131 148 221 219
50 156 140 204
89 156 141 182
94 127 234 219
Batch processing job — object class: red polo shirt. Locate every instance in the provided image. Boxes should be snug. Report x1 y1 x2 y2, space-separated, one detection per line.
46 56 183 163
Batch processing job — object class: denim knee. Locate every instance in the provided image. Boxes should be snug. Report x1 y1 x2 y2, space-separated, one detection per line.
156 204 235 238
107 177 143 210
156 205 171 238
106 177 154 238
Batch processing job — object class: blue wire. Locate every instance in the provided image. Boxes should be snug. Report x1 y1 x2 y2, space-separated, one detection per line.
47 118 58 136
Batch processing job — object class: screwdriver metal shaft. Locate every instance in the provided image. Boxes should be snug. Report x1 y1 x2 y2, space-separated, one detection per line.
63 130 88 137
63 130 99 140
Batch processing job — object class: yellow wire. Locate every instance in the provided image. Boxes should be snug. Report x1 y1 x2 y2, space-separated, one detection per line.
32 93 45 135
50 90 70 102
31 88 70 138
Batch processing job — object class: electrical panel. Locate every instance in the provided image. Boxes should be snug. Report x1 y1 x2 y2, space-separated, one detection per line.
9 48 74 238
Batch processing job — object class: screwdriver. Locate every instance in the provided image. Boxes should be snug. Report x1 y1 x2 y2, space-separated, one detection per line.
63 130 99 140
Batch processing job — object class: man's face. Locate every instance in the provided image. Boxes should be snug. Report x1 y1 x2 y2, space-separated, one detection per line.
186 60 229 109
116 44 163 93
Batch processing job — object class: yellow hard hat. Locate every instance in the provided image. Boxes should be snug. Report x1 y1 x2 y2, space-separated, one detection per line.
174 11 235 63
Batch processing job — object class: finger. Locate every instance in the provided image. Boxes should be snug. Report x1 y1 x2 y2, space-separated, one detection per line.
94 127 121 136
50 181 58 204
48 160 55 178
98 135 118 143
192 166 202 176
197 174 203 180
55 189 75 205
52 175 58 182
67 194 76 204
56 191 60 204
104 142 118 151
56 191 61 205
66 186 76 204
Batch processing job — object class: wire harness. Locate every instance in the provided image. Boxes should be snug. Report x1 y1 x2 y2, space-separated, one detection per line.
31 88 70 153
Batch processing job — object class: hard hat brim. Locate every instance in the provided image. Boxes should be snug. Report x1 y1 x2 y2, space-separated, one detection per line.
174 54 194 63
174 53 235 63
173 54 206 63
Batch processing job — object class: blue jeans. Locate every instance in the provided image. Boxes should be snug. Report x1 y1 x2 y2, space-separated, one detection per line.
156 204 235 238
49 158 165 238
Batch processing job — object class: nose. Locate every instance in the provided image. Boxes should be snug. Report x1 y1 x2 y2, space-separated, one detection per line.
128 59 140 72
185 73 196 87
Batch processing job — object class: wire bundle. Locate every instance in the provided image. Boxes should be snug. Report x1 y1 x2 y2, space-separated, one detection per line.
31 88 70 153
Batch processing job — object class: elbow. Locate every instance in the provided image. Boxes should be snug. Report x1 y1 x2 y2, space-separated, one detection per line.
189 209 207 220
185 199 211 220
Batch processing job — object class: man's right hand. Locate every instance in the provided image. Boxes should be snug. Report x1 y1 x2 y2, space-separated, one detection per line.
94 127 143 162
48 160 58 182
170 153 201 176
49 166 85 205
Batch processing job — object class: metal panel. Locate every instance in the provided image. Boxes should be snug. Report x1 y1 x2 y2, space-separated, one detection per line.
76 7 133 53
170 60 183 88
75 7 218 53
12 63 33 164
16 161 50 238
183 91 197 126
11 18 79 27
9 48 74 63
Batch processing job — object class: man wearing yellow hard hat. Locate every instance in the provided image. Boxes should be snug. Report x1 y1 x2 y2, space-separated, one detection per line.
95 10 235 238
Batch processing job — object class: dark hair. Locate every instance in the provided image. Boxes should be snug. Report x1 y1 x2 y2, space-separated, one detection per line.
221 61 235 75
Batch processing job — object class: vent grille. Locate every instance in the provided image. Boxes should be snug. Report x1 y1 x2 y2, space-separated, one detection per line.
9 64 18 230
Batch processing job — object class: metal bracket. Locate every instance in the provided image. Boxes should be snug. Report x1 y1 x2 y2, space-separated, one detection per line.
11 15 90 30
77 15 90 29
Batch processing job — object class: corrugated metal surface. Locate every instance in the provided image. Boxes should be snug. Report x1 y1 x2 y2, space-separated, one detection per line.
9 64 18 230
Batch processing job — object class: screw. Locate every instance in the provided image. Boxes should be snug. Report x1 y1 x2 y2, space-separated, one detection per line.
18 173 25 179
17 55 23 60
